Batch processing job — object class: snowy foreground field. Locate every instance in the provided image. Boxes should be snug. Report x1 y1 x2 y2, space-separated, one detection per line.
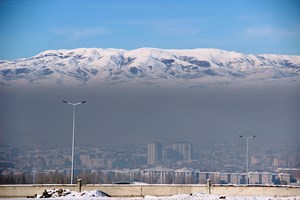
1 189 299 200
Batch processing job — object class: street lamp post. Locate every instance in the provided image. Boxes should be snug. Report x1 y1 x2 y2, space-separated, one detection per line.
33 162 36 184
63 100 86 184
239 135 256 184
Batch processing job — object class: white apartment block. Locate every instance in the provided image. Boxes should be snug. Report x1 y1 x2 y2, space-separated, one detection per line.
147 142 163 166
249 172 272 184
172 142 192 161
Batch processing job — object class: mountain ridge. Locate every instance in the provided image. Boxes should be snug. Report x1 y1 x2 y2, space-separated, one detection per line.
1 48 299 88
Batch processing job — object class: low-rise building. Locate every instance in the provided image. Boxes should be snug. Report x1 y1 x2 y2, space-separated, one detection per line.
249 172 272 184
142 166 174 184
174 167 197 184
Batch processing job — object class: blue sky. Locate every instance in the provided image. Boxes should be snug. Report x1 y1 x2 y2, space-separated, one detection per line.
0 0 299 59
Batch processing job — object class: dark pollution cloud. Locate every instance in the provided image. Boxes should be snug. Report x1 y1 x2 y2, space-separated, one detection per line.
0 85 299 148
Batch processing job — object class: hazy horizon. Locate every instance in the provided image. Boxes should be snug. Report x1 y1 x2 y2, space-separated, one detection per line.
1 85 299 149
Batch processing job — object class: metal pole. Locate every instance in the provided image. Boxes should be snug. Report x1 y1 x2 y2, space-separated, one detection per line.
62 100 86 185
246 137 249 184
239 135 256 185
33 163 36 184
71 105 76 185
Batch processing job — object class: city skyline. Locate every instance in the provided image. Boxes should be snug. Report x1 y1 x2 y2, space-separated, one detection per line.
1 140 299 185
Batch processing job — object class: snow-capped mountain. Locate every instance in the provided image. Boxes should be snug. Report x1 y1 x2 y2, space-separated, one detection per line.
1 48 299 88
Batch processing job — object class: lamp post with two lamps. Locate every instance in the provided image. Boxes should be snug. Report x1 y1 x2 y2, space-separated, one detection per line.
62 100 86 184
239 135 256 184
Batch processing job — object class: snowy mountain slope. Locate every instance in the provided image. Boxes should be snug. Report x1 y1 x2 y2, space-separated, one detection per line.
0 48 299 87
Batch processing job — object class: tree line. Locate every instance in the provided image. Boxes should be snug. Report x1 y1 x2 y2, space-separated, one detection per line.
0 170 126 185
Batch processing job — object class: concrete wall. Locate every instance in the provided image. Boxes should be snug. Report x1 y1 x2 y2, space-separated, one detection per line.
0 184 299 198
0 185 76 198
210 185 300 197
84 184 208 197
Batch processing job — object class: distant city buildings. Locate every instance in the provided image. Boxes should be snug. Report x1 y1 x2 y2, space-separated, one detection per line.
0 142 299 185
96 169 292 185
174 167 197 184
249 172 272 185
142 166 173 184
147 142 193 166
172 142 193 161
276 168 300 183
147 142 163 166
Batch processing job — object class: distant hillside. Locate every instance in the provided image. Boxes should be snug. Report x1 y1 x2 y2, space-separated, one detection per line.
1 48 299 87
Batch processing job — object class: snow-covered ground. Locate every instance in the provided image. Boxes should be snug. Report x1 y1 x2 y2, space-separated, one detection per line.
1 189 299 200
145 193 299 200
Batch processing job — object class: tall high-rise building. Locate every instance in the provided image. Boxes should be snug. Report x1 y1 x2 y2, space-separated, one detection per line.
172 142 193 161
147 142 163 166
